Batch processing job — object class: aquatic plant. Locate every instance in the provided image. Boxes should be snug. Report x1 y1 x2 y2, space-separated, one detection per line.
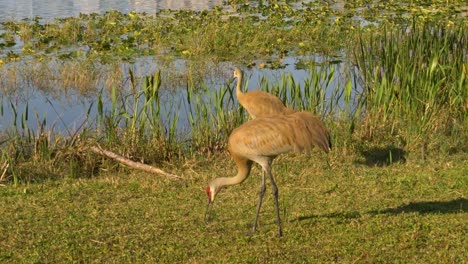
352 21 467 157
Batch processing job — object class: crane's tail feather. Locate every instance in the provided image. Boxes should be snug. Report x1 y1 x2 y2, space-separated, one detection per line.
299 113 332 153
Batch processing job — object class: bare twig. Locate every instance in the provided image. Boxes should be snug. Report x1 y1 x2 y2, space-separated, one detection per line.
0 161 9 184
89 146 181 179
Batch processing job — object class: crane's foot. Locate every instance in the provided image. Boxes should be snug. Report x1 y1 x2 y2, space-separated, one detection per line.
245 230 256 237
277 229 283 237
248 226 257 236
247 226 283 237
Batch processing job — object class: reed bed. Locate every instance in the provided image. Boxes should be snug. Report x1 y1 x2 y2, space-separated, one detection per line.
352 21 467 157
0 16 467 183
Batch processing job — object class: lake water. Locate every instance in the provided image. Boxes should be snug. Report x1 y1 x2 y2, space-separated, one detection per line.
0 0 224 22
0 56 336 133
0 0 348 134
0 1 218 132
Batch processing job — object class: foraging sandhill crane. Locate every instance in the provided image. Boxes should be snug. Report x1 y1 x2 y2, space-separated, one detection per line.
234 67 295 119
205 111 331 237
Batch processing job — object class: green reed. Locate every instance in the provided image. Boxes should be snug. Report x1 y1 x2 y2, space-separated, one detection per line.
95 69 178 161
92 64 345 160
0 97 96 183
0 55 464 183
259 65 337 116
92 62 359 163
353 21 467 149
186 80 245 154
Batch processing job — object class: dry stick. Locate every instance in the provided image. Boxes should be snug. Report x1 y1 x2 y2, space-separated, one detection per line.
0 162 8 186
89 146 181 179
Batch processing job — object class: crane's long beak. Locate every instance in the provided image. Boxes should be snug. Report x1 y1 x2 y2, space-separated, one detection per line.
204 201 213 224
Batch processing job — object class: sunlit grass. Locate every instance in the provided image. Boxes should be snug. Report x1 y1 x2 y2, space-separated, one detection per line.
0 151 466 262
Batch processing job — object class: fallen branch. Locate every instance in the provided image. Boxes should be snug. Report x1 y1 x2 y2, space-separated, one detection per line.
0 161 8 186
90 146 181 179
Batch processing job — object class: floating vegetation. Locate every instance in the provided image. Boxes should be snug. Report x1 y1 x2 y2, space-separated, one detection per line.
0 1 466 65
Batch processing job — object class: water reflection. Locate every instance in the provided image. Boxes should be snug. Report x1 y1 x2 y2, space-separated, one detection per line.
0 0 224 22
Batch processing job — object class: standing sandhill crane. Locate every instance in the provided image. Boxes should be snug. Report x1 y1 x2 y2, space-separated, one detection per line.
205 111 331 237
234 67 295 119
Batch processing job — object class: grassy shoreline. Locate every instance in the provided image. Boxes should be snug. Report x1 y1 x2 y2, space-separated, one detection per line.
0 151 466 262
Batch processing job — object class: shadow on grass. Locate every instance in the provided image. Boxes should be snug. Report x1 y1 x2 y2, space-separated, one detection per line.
370 198 467 215
294 198 466 222
293 211 361 222
357 146 406 166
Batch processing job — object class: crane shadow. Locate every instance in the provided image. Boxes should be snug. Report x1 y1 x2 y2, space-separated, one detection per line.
293 198 466 222
369 198 467 215
357 145 406 166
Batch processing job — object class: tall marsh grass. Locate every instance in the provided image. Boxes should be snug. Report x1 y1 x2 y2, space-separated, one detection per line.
0 97 98 184
353 22 467 150
1 21 467 183
0 64 342 182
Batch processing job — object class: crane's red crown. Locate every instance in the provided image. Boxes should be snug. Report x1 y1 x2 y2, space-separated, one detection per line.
206 186 212 203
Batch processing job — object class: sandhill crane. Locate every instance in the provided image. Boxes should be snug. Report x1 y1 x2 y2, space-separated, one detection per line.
234 67 295 119
205 111 331 237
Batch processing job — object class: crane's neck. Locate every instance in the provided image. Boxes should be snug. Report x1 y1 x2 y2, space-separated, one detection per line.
236 72 244 96
212 160 251 188
211 174 245 190
209 156 252 201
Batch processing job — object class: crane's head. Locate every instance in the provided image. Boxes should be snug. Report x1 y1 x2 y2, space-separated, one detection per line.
233 67 242 80
204 183 219 223
205 184 217 204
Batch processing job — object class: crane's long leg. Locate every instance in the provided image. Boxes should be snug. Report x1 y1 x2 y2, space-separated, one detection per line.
267 169 283 237
252 171 267 233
